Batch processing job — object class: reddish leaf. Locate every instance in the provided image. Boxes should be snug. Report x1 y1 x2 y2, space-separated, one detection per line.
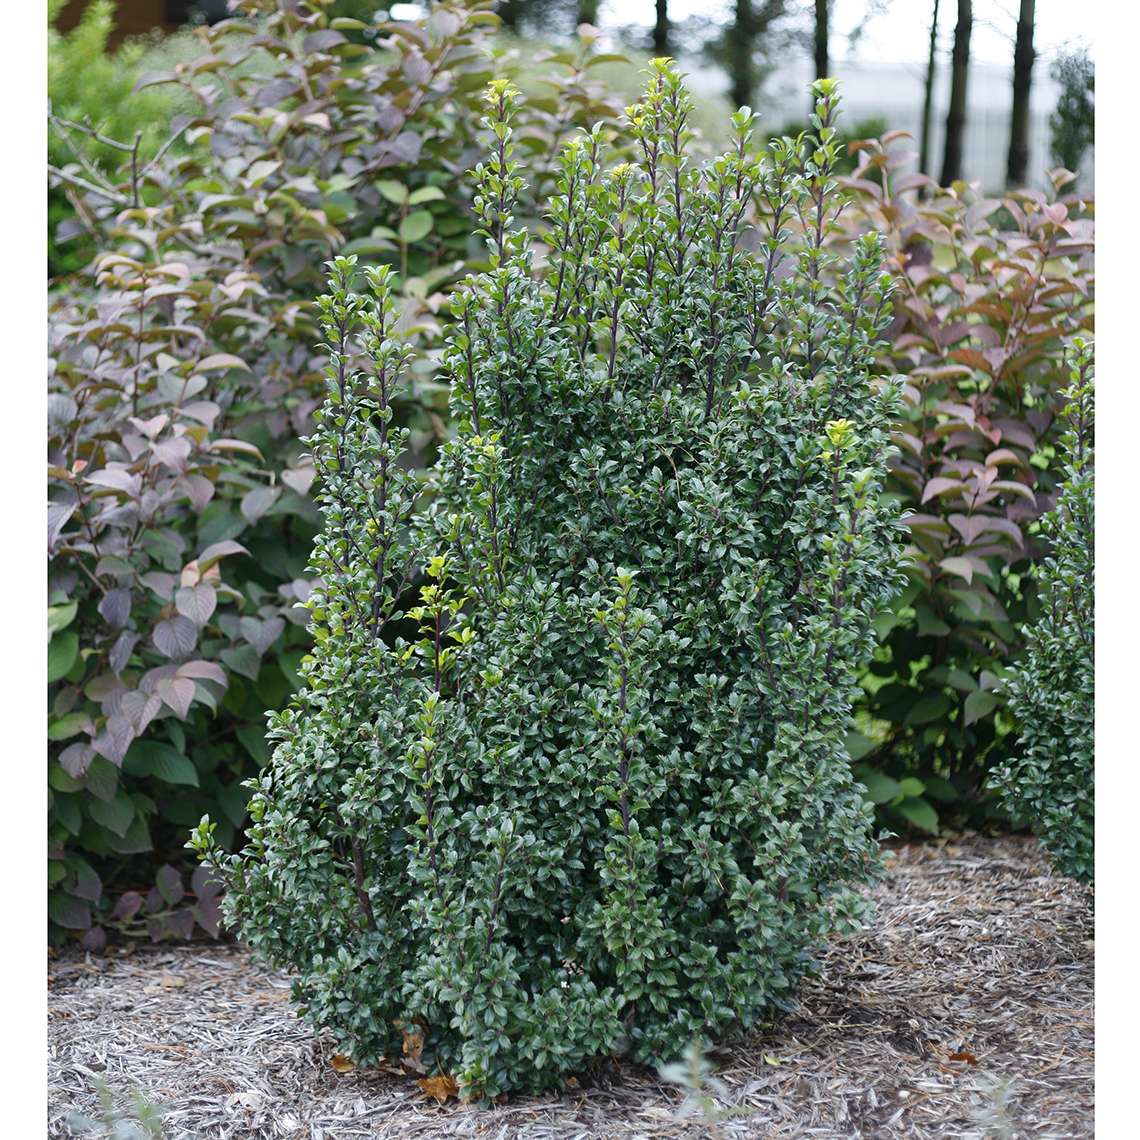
85 467 141 496
417 1074 459 1104
111 891 145 922
153 615 198 659
80 926 108 954
178 660 227 685
157 676 196 719
240 616 286 655
60 742 95 778
98 588 132 629
175 583 217 626
195 353 249 373
240 485 279 523
921 477 963 504
156 864 185 906
198 540 249 572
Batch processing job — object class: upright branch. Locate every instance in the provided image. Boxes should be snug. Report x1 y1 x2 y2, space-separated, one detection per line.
307 257 419 648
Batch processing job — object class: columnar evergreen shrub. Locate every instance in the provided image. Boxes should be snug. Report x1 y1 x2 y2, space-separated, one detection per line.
194 66 905 1096
991 341 1094 883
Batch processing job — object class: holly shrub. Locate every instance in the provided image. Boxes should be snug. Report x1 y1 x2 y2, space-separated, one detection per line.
193 67 904 1096
47 0 624 946
991 341 1094 882
839 137 1094 834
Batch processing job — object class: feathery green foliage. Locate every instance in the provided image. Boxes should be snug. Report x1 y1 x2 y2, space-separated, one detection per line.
193 64 905 1097
992 341 1094 882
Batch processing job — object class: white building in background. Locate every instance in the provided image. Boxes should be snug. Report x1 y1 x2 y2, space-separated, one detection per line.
739 55 1094 193
604 0 1095 195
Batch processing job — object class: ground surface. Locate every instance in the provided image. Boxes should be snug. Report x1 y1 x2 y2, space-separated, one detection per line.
48 836 1093 1139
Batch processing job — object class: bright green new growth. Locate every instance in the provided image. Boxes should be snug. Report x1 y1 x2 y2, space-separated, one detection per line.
992 341 1094 883
193 63 905 1097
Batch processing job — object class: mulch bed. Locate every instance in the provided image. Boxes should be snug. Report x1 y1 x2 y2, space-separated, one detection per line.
48 835 1093 1139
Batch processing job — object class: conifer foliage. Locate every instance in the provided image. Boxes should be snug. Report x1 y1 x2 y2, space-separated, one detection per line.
193 64 906 1097
992 341 1095 882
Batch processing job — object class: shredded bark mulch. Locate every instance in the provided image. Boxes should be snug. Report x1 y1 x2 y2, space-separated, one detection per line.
48 835 1093 1138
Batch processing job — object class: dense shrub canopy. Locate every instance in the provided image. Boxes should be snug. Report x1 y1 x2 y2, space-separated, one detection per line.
992 341 1094 882
195 66 905 1096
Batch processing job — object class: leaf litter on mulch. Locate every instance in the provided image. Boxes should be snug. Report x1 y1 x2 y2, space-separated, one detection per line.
48 836 1092 1138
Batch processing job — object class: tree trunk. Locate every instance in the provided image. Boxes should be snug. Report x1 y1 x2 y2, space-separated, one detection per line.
578 0 600 25
497 0 519 31
919 0 941 178
940 0 972 185
653 0 670 55
729 0 757 109
1005 0 1035 187
814 0 830 79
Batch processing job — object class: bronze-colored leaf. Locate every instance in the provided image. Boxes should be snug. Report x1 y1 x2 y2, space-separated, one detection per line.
416 1074 459 1105
401 1027 426 1074
946 1049 978 1065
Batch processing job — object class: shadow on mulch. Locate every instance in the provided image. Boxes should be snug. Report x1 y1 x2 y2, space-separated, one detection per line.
48 835 1093 1138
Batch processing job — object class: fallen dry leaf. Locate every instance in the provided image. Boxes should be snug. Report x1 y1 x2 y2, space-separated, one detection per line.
401 1027 426 1074
330 1053 355 1074
946 1050 978 1065
416 1074 459 1105
143 974 187 995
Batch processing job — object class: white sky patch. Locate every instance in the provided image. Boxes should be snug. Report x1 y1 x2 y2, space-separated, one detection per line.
600 0 1094 66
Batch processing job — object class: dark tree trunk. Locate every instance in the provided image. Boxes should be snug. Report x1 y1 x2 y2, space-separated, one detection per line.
1005 0 1036 186
497 0 519 30
919 0 941 178
729 0 757 109
940 0 972 185
814 0 830 80
578 0 600 25
653 0 670 56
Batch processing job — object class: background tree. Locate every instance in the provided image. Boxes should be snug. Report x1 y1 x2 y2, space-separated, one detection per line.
919 0 941 179
1005 0 1036 187
729 0 758 108
653 0 670 55
498 0 520 29
814 0 830 79
940 0 972 184
1050 48 1094 182
726 0 787 108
